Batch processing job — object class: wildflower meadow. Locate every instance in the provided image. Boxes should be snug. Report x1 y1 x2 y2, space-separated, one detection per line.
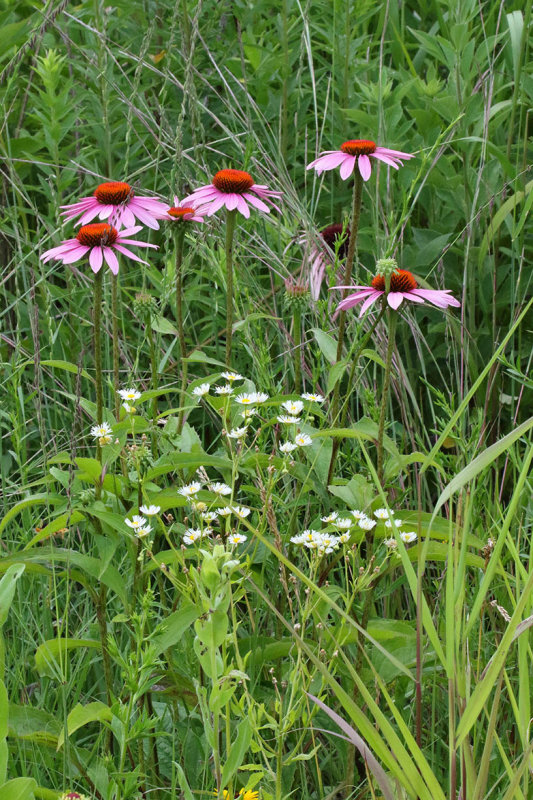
1 1 532 799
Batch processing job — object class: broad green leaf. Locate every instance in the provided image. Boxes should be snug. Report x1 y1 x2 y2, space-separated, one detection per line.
0 565 25 628
152 603 201 655
311 328 338 364
19 359 93 382
151 315 178 335
0 777 37 800
0 495 63 536
220 718 253 789
35 638 101 680
7 703 60 748
23 511 85 550
57 701 112 749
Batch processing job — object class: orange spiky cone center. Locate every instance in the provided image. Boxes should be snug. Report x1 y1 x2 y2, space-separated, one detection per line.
372 270 417 292
212 169 254 194
93 181 132 204
168 206 195 219
340 140 377 156
76 223 118 247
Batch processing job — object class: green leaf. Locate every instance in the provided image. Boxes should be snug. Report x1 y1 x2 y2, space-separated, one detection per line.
34 639 101 680
0 777 37 800
57 701 112 749
311 328 338 364
23 511 85 550
0 565 25 628
326 360 348 395
0 681 7 783
7 704 60 748
151 315 178 335
19 359 93 383
0 495 63 536
152 603 201 656
220 718 253 789
431 416 533 519
174 763 195 800
183 349 227 368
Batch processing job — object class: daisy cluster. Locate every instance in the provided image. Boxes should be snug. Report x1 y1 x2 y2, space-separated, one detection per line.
290 530 349 555
176 480 250 547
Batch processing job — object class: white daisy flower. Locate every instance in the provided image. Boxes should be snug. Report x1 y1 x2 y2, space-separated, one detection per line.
277 415 301 424
139 505 160 516
295 433 312 447
178 481 202 497
321 512 338 523
336 518 353 530
125 515 147 529
279 441 298 453
281 400 304 416
358 516 377 531
183 528 202 544
339 532 351 543
228 532 247 545
221 371 244 382
235 393 256 405
215 384 234 395
226 427 248 439
191 501 207 512
290 534 307 545
217 506 233 516
232 506 251 519
192 383 210 400
351 509 366 519
122 402 136 414
91 422 112 439
136 525 152 538
209 482 232 496
118 388 142 402
240 407 257 419
200 511 218 522
302 529 321 543
374 508 392 520
400 531 418 544
384 538 398 549
301 392 324 402
253 392 269 404
384 518 404 529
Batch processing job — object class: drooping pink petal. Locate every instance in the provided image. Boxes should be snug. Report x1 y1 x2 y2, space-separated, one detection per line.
374 147 414 160
370 153 400 169
243 193 270 212
117 226 143 237
121 207 136 228
77 207 102 226
129 204 160 229
60 198 96 210
135 197 169 210
116 237 158 248
336 288 376 303
308 152 349 172
339 155 357 180
102 247 119 275
357 291 382 316
357 154 372 181
411 288 461 308
387 292 405 310
402 291 426 303
113 244 148 263
235 195 250 218
62 246 92 264
89 246 103 273
97 205 114 220
225 193 240 211
338 289 379 312
205 194 229 216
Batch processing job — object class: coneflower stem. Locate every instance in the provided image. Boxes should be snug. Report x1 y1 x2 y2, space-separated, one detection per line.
147 317 159 457
328 172 363 436
94 271 104 425
111 274 120 419
326 307 386 484
174 228 188 431
293 305 302 393
335 171 363 363
377 309 397 485
225 209 237 367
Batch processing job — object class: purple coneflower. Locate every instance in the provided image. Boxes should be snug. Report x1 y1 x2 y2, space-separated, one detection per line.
166 196 205 223
302 223 349 300
307 139 414 181
335 269 461 316
61 181 169 230
41 223 157 275
182 169 282 218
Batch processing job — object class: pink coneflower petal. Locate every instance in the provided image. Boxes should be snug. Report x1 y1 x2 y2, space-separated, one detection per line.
412 288 461 307
358 154 372 181
340 156 356 180
243 193 270 212
89 247 103 273
225 193 240 211
235 195 250 217
78 207 102 225
129 205 160 229
371 153 401 169
375 147 414 159
103 247 119 275
335 288 376 303
60 182 167 230
206 195 229 216
121 207 136 228
402 291 425 303
358 291 383 316
62 246 92 264
387 291 405 310
98 205 114 220
113 245 148 263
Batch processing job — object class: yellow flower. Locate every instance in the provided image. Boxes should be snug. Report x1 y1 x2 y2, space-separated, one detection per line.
240 791 259 800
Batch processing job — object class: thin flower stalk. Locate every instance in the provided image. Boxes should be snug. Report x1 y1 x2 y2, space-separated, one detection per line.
93 271 104 470
111 275 120 418
377 310 397 485
174 227 188 431
225 208 237 366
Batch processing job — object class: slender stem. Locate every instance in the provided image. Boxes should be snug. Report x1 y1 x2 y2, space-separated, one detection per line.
174 229 188 431
94 271 103 425
326 307 386 484
377 310 397 485
111 274 120 418
147 318 159 457
293 305 302 393
225 209 237 367
335 172 363 363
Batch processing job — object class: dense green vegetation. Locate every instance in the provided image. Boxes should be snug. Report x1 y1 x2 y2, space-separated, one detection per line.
0 1 531 799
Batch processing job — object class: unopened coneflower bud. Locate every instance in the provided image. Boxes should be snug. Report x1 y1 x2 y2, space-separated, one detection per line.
375 257 399 293
284 277 309 311
133 291 157 319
